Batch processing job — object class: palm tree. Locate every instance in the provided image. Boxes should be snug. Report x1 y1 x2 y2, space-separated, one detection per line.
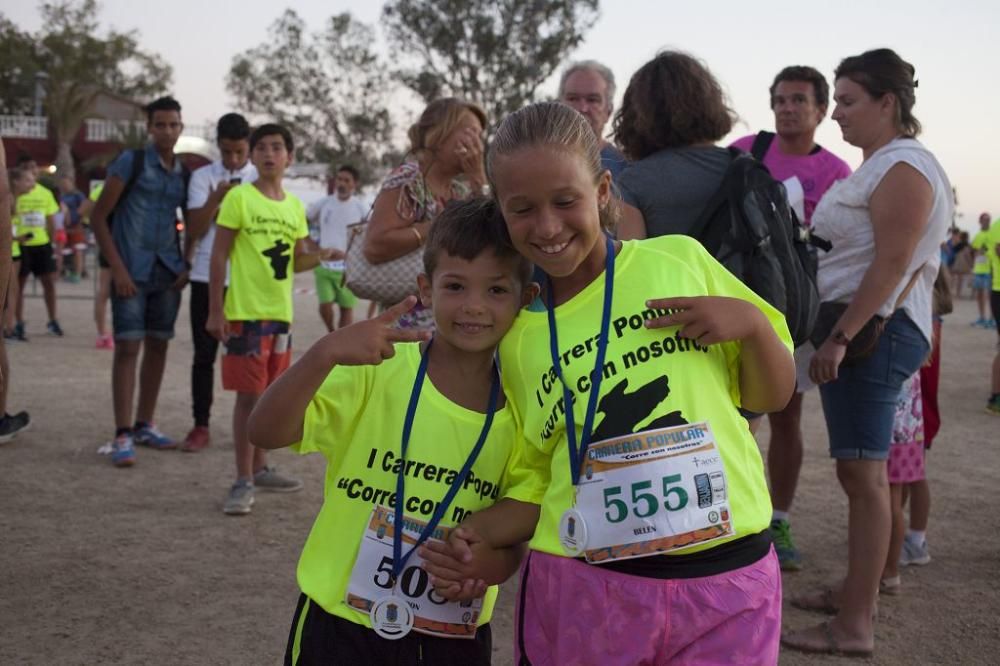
35 0 171 179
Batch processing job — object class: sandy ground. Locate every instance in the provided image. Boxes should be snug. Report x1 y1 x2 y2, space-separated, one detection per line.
1 269 998 665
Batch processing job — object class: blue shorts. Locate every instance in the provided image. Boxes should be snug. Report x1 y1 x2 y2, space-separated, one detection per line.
973 273 992 291
819 311 929 460
111 262 181 341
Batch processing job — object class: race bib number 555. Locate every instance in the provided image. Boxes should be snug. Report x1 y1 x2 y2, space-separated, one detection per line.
346 506 483 639
572 422 735 563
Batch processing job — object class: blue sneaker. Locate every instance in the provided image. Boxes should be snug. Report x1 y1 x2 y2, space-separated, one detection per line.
46 320 64 337
770 519 803 571
133 424 176 450
111 433 136 467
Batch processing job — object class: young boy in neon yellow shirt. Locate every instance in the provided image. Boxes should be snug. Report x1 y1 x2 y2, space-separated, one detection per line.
11 160 62 338
247 198 536 664
207 123 327 515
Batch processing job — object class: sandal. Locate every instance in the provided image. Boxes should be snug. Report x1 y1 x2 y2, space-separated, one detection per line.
879 576 902 595
781 620 874 658
790 587 839 615
791 586 879 617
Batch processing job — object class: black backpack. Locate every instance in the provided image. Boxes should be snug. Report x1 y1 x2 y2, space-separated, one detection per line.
689 143 821 347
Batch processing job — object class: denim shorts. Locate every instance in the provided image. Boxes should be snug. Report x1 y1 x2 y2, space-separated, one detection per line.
111 261 182 341
819 311 929 460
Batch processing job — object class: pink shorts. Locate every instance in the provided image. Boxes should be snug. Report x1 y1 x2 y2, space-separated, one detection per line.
514 547 781 665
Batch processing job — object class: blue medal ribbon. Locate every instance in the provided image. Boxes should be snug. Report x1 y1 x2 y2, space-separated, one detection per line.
545 235 616 486
390 338 501 583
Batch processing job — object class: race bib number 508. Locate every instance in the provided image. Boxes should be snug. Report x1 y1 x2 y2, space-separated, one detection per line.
346 506 483 639
574 422 734 563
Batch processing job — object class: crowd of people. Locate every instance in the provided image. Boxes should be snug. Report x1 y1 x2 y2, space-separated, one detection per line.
2 45 999 664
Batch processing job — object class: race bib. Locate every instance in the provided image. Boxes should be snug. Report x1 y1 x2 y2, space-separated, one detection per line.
346 506 484 639
567 422 734 563
21 211 45 228
975 254 988 267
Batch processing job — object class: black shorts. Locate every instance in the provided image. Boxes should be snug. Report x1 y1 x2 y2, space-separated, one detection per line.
18 244 56 277
284 593 492 666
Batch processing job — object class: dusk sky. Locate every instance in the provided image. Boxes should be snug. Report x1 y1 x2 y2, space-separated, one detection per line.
5 0 997 230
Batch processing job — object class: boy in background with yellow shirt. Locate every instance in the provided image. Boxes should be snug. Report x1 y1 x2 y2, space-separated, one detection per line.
207 123 326 515
247 197 535 664
11 159 62 339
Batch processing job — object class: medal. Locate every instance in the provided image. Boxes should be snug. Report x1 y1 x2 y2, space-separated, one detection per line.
546 235 615 557
558 507 588 557
370 593 415 640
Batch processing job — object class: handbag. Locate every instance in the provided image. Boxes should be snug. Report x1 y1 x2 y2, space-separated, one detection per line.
810 264 926 366
343 218 424 305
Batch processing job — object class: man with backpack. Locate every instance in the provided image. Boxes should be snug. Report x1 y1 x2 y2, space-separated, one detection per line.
91 96 190 467
731 66 852 571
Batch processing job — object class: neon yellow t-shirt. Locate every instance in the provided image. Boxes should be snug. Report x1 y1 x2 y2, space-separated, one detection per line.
216 183 308 322
11 213 20 260
499 235 792 558
988 220 1000 291
15 183 59 247
972 229 993 276
292 343 521 630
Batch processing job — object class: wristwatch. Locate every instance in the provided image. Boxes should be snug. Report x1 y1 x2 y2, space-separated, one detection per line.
830 328 851 346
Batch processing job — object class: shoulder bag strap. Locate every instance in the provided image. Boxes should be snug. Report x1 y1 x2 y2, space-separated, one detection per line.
750 131 775 161
893 262 929 309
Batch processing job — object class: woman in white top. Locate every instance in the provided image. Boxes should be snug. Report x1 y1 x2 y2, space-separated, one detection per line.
782 49 952 657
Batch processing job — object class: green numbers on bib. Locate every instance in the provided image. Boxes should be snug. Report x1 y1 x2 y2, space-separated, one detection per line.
662 474 688 511
601 475 690 524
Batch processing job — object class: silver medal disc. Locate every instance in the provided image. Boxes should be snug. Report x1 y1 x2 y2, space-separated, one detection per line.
370 594 415 640
558 508 588 557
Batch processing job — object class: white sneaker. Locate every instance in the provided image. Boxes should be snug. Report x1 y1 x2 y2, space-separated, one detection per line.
899 538 931 566
223 480 255 515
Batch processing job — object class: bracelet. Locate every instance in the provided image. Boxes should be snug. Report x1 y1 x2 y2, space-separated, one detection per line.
411 226 423 246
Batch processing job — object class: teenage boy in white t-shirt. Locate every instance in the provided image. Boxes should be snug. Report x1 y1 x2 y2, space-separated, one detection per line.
181 113 258 453
307 165 368 331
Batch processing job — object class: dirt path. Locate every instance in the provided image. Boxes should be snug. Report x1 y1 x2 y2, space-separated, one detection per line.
1 274 997 665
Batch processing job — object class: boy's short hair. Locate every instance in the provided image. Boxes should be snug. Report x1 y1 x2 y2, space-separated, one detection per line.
15 154 35 167
337 165 360 182
216 113 251 142
250 123 294 153
145 96 182 122
423 196 532 286
9 166 31 183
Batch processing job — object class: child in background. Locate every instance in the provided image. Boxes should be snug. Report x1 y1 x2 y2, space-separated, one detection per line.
247 198 535 664
901 264 952 565
880 373 925 593
79 184 113 349
4 170 25 341
58 176 86 283
207 123 323 514
422 102 795 664
11 165 62 338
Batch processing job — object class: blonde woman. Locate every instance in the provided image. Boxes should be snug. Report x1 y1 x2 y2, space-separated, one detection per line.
364 98 488 329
